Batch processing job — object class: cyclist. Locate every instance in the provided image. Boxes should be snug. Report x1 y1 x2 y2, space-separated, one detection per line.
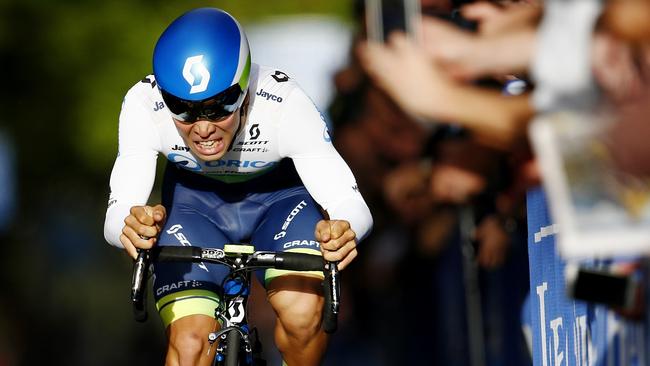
103 7 373 366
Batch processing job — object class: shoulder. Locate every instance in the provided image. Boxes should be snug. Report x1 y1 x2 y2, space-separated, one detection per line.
120 75 169 124
119 75 168 144
123 75 164 109
249 64 301 103
253 64 295 89
249 64 317 111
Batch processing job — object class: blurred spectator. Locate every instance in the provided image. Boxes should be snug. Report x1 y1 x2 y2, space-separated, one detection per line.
595 0 650 178
351 0 650 363
357 1 539 149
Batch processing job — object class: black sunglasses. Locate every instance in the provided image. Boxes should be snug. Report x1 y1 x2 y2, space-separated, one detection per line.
160 84 247 123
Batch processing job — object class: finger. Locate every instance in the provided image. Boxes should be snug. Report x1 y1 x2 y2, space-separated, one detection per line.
387 32 416 55
357 42 393 77
461 2 500 22
152 204 167 222
322 239 357 262
386 30 409 47
130 206 155 226
335 248 358 271
315 220 331 242
421 16 456 39
120 234 138 259
124 215 159 238
152 205 167 232
122 225 155 250
320 229 356 252
329 220 351 239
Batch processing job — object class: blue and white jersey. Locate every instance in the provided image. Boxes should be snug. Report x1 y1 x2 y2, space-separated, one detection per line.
104 64 372 248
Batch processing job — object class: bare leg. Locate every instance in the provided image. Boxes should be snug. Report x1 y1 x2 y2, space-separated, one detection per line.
267 275 328 366
165 314 219 366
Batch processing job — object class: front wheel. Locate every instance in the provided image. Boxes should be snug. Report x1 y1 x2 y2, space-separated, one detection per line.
224 329 242 366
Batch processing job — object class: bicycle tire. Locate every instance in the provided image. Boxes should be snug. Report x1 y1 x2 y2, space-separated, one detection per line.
224 329 242 366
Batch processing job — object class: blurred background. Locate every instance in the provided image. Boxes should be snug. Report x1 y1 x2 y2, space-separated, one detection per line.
7 0 639 364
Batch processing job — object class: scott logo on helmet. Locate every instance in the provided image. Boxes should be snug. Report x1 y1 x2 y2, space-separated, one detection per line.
183 55 211 94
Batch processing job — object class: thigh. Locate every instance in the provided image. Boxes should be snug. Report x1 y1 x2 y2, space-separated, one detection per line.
153 204 231 328
251 190 325 286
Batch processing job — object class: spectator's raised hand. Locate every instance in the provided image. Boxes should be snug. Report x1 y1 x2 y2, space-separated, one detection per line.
420 14 536 80
461 0 541 37
357 32 455 121
419 16 478 80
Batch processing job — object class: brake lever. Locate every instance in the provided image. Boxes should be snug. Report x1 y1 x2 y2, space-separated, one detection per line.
131 249 151 322
326 261 340 315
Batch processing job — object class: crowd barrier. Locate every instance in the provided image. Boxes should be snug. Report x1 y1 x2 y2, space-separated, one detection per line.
526 187 649 366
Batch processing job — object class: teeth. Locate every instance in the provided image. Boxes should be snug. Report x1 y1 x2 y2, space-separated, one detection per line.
197 140 216 147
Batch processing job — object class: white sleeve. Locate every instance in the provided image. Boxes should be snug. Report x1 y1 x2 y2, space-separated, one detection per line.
278 87 373 241
103 90 161 248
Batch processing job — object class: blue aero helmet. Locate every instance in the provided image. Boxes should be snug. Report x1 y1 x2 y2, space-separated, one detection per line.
153 8 251 122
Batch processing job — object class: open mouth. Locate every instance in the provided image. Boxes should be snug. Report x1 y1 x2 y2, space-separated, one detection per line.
193 138 225 156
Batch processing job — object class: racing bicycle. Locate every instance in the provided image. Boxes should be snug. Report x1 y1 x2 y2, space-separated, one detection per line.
131 244 340 366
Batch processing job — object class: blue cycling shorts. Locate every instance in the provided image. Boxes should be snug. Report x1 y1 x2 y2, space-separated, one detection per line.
152 162 324 327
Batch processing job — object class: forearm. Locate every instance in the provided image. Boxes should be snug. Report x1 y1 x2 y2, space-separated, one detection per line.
103 152 158 247
325 195 373 242
104 202 131 248
472 29 537 77
432 85 534 149
292 156 373 242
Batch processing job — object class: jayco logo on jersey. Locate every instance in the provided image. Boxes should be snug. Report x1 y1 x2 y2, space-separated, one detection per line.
183 55 210 94
153 101 165 112
256 89 283 103
172 144 190 152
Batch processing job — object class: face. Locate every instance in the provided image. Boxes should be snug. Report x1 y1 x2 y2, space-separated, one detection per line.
173 111 241 161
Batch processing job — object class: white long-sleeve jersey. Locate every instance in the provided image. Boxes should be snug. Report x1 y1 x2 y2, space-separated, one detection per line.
104 64 372 248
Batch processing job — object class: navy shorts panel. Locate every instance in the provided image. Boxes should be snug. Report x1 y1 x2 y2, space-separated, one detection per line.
152 208 231 304
153 163 324 302
251 193 325 285
251 193 323 252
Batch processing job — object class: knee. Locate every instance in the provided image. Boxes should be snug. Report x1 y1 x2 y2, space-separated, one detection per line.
167 324 210 362
283 298 323 337
169 331 207 364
